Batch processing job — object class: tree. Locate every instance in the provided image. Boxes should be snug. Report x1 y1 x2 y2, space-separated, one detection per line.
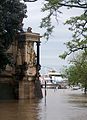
62 65 79 85
59 11 87 59
40 0 87 39
62 52 87 94
1 0 86 72
0 0 27 72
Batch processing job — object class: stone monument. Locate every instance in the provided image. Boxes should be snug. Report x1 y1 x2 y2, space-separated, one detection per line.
0 28 43 99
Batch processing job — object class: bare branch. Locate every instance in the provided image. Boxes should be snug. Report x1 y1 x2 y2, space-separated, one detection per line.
58 3 87 9
67 46 87 56
24 0 37 2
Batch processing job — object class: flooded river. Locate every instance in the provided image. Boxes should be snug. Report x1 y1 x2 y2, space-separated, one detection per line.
0 89 87 120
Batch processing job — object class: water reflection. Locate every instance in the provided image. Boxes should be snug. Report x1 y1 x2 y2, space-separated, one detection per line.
0 89 87 120
41 89 87 120
68 92 87 108
0 99 41 120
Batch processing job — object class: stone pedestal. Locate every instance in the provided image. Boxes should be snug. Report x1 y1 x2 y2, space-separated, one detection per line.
35 79 43 98
18 31 43 99
19 78 43 99
19 78 36 99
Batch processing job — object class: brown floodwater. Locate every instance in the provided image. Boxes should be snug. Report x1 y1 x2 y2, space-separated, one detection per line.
0 89 87 120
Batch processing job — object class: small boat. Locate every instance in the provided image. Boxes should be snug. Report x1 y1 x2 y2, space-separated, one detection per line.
40 71 68 89
72 86 80 90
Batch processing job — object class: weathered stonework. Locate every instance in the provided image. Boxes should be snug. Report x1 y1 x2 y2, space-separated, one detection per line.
19 79 35 99
0 30 43 99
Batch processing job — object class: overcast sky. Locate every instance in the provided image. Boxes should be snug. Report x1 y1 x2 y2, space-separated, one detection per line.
23 0 83 74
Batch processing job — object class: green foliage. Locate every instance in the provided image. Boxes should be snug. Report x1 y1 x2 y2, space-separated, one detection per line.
65 65 79 85
41 0 87 92
40 16 54 39
0 0 27 72
59 51 68 59
41 0 87 39
65 13 87 39
40 0 62 39
59 11 87 58
61 52 87 89
0 49 14 72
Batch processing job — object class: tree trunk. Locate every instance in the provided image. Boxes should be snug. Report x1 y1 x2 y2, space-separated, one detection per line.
84 87 86 94
84 79 87 94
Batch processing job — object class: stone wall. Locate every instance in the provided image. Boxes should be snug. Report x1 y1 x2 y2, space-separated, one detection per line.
0 31 43 99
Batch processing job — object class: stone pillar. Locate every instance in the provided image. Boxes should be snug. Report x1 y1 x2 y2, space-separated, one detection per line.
19 78 35 99
37 42 40 65
35 42 43 98
18 31 43 99
25 42 28 62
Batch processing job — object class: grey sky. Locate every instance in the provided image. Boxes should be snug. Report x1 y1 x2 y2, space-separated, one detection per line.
23 0 83 74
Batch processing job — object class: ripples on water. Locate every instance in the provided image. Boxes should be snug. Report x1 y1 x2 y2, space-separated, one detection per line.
0 89 87 120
